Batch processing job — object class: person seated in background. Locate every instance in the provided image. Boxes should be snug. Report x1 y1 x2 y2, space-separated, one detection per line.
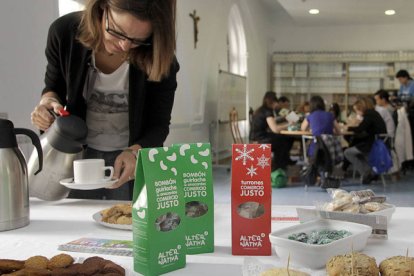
374 90 396 137
329 103 345 124
375 89 395 115
271 98 286 124
277 96 291 117
396 69 414 103
301 96 341 156
251 91 295 170
344 97 387 184
297 101 310 119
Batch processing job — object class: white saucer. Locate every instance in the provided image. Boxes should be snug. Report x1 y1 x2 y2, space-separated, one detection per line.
59 178 118 190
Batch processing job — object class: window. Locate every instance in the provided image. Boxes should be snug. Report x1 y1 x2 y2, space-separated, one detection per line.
227 5 247 76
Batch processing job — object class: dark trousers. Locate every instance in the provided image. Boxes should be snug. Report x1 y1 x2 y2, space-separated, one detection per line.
344 146 373 177
68 147 134 200
261 134 294 170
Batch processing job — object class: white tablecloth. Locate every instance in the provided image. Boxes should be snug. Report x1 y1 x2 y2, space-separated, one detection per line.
0 199 413 275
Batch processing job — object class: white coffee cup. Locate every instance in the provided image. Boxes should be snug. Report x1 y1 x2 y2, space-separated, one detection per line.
73 159 114 184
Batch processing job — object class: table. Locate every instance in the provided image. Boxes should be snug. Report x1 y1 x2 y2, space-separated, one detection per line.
0 199 413 275
280 130 312 136
280 130 354 164
280 130 354 136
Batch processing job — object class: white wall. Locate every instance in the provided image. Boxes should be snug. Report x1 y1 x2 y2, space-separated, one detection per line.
166 0 270 145
269 9 414 52
0 0 58 130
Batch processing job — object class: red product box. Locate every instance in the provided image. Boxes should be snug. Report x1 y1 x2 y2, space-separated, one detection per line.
231 144 272 255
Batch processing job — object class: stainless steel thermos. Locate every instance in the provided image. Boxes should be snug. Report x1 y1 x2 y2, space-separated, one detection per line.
0 119 42 231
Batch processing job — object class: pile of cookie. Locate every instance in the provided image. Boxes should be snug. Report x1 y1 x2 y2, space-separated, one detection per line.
0 254 125 276
322 189 390 214
326 252 414 276
101 203 132 225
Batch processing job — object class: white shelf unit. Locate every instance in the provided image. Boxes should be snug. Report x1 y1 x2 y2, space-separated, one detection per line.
272 51 414 114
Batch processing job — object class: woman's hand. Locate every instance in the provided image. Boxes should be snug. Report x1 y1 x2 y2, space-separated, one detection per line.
31 94 63 131
300 118 309 131
108 145 141 189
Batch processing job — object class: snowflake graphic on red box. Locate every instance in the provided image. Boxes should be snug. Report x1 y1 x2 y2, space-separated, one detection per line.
257 154 270 169
235 144 255 165
258 144 270 151
246 165 258 177
234 144 270 178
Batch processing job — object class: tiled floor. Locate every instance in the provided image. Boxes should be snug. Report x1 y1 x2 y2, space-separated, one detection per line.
213 166 414 207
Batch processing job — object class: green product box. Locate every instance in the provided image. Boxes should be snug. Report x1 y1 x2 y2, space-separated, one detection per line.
133 147 186 276
174 143 214 254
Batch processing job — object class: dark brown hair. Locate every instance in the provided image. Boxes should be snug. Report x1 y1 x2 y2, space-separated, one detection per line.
261 91 278 109
375 89 390 102
77 0 176 81
396 69 412 80
309 96 325 112
329 102 341 119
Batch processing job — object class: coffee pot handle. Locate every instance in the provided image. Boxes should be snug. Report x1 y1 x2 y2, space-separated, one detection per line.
49 108 70 118
14 128 43 175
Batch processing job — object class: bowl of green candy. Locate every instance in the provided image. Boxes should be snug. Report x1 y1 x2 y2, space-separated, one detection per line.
269 219 372 269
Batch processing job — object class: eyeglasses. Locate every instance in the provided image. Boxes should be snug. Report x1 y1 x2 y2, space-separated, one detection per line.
105 8 151 47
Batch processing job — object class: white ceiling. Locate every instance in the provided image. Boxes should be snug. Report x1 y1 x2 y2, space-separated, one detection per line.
261 0 414 26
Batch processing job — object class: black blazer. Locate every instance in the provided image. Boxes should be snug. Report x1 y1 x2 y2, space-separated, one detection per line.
348 109 387 153
42 12 179 148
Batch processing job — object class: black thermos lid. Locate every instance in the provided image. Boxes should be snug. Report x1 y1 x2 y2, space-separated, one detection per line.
0 119 18 148
47 115 88 153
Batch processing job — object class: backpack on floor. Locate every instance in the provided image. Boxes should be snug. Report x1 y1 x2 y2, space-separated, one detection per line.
368 139 393 174
271 169 287 188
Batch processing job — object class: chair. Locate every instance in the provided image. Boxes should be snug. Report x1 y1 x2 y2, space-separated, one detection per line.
229 107 244 144
301 135 314 164
302 134 344 190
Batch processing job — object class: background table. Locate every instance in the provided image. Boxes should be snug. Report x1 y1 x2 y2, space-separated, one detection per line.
280 130 354 136
0 199 412 275
280 130 354 163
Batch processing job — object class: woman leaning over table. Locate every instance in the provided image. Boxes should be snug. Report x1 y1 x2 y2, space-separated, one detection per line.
251 91 293 171
344 97 387 184
30 0 179 200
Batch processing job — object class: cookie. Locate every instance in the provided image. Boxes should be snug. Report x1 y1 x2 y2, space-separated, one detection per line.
260 268 310 276
49 266 78 276
0 259 25 273
83 256 105 266
116 215 132 225
326 252 379 276
48 253 74 269
4 267 51 276
101 203 132 225
101 260 125 275
25 256 49 270
379 255 414 275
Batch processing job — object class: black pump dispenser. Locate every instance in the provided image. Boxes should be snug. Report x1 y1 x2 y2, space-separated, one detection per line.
0 119 43 175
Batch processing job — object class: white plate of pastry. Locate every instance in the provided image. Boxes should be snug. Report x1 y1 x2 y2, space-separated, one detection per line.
92 203 132 231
